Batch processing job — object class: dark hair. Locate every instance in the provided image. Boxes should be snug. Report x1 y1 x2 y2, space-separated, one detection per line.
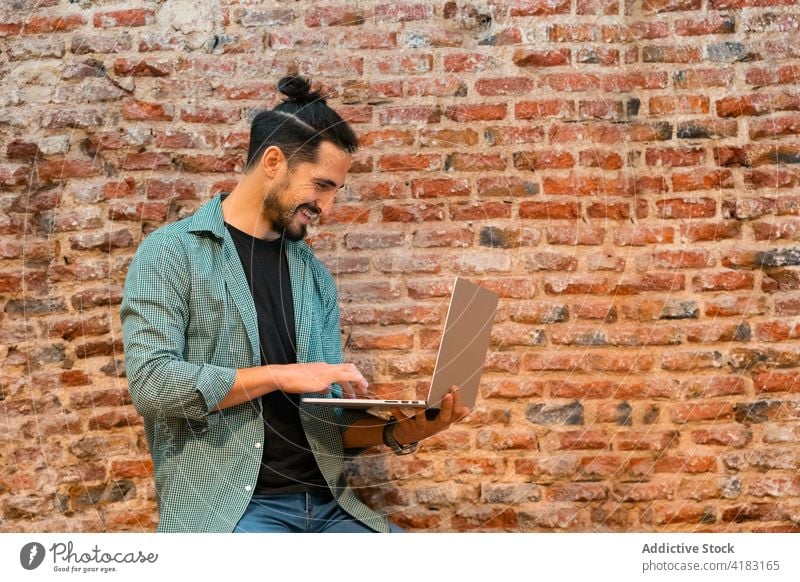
244 76 358 173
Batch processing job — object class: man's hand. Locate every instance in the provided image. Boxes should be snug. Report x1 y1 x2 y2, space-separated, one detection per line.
276 362 369 398
390 385 471 445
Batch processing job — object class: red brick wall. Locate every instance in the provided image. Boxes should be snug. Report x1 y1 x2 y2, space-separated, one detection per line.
2 0 800 532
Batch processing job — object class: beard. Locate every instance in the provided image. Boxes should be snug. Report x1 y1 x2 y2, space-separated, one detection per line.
261 175 320 241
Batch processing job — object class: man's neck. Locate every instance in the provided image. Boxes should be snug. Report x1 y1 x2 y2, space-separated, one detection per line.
221 175 280 241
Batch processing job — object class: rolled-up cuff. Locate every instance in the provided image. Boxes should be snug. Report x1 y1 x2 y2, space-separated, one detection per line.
197 363 237 414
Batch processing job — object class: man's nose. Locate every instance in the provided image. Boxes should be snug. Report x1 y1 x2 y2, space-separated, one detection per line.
316 192 335 217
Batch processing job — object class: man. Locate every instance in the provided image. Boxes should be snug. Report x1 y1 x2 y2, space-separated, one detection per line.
120 76 470 533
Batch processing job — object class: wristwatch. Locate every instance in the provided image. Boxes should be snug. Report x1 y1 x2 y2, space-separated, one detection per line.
382 416 418 455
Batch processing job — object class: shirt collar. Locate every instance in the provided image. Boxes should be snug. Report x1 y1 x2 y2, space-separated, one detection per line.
186 192 228 241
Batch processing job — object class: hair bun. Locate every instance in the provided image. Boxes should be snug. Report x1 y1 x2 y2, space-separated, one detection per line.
277 76 324 105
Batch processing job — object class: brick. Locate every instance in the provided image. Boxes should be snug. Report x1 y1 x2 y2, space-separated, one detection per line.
376 54 432 75
765 266 800 293
508 301 569 324
670 401 734 423
236 7 295 27
377 254 440 274
549 123 623 145
645 503 716 526
382 203 444 222
656 198 716 219
36 159 102 182
418 128 479 148
445 153 506 171
544 275 608 295
23 14 85 33
344 231 404 250
716 92 800 118
678 119 740 140
704 295 767 317
753 371 800 394
692 425 753 448
650 95 709 115
476 429 537 451
121 152 173 171
643 0 702 11
692 271 754 292
674 68 734 89
475 77 534 96
511 0 572 16
754 320 796 342
318 205 369 226
480 27 523 46
614 226 674 246
515 99 575 120
776 296 800 316
341 31 397 50
681 221 741 242
304 6 365 27
575 47 620 66
94 9 154 28
121 99 173 122
484 379 545 399
513 150 574 170
405 76 466 97
519 201 579 220
614 430 679 451
374 3 432 22
576 0 619 14
478 226 542 249
546 225 605 245
108 201 170 222
400 28 466 48
612 273 685 294
642 45 702 64
377 107 441 126
445 104 507 122
513 48 571 68
676 15 736 36
580 151 625 170
672 170 734 192
412 226 472 248
449 201 512 221
109 459 153 480
746 168 800 189
443 52 496 73
647 250 714 270
180 106 239 124
411 178 470 199
485 126 547 146
452 252 511 274
317 255 370 275
476 177 537 198
749 115 800 140
114 57 175 77
746 65 800 88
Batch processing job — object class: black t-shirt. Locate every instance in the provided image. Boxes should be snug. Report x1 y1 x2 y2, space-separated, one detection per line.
226 221 330 497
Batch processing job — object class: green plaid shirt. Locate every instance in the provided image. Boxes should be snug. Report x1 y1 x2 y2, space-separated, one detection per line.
120 193 390 532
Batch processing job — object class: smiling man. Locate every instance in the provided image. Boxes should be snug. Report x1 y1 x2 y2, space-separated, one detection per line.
120 76 469 533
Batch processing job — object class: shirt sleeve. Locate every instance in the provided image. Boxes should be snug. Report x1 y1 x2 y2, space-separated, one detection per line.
120 232 235 422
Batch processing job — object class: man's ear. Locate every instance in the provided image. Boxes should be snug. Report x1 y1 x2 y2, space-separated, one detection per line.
260 145 287 178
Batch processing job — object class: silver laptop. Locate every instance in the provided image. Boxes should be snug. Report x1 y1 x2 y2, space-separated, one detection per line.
302 277 499 417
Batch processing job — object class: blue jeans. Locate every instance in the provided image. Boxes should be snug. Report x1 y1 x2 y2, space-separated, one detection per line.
232 492 403 533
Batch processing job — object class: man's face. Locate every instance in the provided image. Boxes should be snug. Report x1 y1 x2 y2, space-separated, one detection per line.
262 141 351 241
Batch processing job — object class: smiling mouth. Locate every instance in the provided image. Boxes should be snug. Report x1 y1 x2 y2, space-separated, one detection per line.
297 206 319 224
